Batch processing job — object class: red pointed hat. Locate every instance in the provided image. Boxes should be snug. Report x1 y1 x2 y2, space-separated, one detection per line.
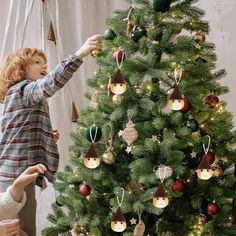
111 207 126 221
111 69 125 84
154 183 167 198
197 155 211 169
170 85 183 100
85 144 98 159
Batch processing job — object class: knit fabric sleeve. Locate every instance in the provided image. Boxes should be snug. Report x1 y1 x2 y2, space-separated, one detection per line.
0 186 27 220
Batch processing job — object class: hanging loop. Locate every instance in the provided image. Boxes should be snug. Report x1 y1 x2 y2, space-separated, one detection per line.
203 135 211 154
116 187 125 207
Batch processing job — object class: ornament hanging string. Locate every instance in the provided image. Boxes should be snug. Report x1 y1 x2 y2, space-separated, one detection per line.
105 122 114 149
116 51 125 69
138 209 142 221
132 0 135 7
90 124 98 143
117 188 125 207
159 166 167 182
203 135 211 154
174 66 181 85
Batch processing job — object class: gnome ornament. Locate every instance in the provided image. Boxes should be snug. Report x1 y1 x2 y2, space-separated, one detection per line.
111 207 127 232
153 183 169 208
83 143 100 169
110 69 127 95
168 85 185 110
197 135 214 180
196 155 213 180
109 69 126 105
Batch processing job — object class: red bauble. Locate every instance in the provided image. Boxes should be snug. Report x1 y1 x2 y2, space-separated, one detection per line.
207 202 219 215
113 50 126 63
171 179 185 193
79 183 91 196
180 98 191 113
205 94 219 108
203 151 215 165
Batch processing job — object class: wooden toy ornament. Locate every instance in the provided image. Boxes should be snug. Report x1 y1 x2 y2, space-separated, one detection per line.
111 188 127 232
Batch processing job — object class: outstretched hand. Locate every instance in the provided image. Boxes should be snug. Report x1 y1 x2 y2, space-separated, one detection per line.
14 164 47 189
75 34 103 60
0 219 20 236
11 164 47 202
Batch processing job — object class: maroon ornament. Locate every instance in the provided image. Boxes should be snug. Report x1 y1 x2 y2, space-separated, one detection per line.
79 183 91 196
113 49 126 63
207 202 219 215
171 179 185 193
203 151 215 165
205 94 219 108
180 98 191 113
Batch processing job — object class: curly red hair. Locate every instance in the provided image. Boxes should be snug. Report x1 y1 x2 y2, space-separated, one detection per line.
0 48 47 103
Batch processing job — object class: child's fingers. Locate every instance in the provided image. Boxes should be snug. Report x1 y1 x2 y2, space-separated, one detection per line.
89 34 103 41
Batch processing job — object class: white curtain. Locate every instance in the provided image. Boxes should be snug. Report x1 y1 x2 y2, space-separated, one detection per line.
0 0 235 234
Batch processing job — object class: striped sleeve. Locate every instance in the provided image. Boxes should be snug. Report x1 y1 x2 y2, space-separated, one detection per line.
22 53 83 106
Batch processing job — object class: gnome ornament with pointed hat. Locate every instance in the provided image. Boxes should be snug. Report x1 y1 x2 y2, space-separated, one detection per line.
196 155 213 180
153 183 169 208
111 207 127 232
83 143 100 169
109 69 126 105
168 85 185 111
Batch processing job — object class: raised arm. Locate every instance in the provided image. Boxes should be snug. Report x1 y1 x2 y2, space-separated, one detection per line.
22 34 103 105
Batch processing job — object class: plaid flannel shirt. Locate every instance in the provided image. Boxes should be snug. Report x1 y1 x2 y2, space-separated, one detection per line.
0 53 83 184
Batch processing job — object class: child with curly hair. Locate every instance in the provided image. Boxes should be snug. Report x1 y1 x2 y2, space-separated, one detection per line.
0 34 103 236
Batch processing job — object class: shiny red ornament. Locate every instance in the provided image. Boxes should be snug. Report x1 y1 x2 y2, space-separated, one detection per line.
205 94 219 108
79 183 91 196
207 202 219 215
113 50 126 63
180 98 191 113
171 179 185 193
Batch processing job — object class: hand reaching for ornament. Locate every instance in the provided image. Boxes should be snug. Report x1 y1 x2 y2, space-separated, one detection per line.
75 34 103 60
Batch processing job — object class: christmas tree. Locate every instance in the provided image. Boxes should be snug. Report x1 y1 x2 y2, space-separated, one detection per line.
43 0 236 235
